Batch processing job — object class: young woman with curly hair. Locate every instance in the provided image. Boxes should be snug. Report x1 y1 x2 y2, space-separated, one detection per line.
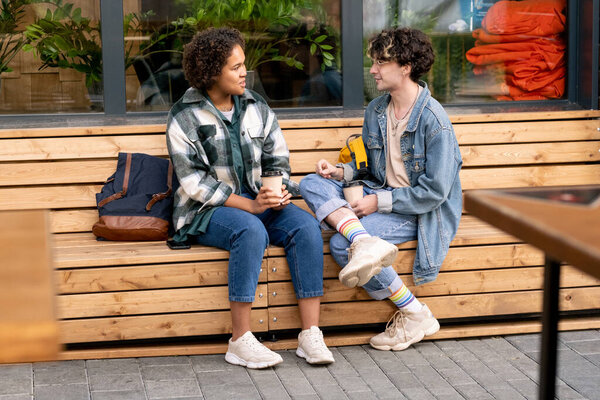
300 27 463 351
166 27 333 368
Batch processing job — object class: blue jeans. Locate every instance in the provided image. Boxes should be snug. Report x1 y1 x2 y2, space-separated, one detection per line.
190 196 324 302
299 174 417 300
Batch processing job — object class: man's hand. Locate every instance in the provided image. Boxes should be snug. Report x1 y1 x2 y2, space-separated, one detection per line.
316 159 343 180
350 194 378 218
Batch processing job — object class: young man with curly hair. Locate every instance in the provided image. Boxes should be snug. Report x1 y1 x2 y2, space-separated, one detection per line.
300 27 463 351
166 27 334 368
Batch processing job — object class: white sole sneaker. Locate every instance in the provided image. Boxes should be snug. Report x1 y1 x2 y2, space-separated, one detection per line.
225 351 283 369
370 316 440 351
295 347 334 364
339 238 398 287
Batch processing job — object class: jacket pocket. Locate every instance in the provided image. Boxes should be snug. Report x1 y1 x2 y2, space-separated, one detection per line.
190 125 218 165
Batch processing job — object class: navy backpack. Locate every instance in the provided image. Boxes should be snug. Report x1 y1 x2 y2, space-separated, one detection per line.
92 152 179 241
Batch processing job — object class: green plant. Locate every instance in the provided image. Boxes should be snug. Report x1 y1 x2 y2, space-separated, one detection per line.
174 0 335 72
23 0 184 87
0 0 30 74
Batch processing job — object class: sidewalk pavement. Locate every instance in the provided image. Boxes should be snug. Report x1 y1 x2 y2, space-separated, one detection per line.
0 330 598 400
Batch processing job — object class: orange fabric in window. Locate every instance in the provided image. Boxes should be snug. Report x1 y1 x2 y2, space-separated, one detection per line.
482 0 566 36
466 0 567 101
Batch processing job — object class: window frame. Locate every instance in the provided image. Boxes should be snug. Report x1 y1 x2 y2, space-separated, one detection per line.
0 0 597 122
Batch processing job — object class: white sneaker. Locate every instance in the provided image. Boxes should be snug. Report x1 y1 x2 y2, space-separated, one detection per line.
225 331 283 369
338 236 398 288
369 304 440 351
296 326 335 364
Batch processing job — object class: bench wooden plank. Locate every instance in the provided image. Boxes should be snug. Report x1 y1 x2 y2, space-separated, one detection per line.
57 285 267 319
59 309 269 343
267 243 545 281
55 316 600 360
56 260 267 294
268 266 600 305
454 119 600 145
270 286 600 330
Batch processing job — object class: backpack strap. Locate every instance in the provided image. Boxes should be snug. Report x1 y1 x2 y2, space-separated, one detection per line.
98 153 132 208
145 160 173 211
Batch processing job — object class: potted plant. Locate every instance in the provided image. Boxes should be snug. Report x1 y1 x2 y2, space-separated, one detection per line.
0 0 30 92
174 0 335 96
23 0 184 108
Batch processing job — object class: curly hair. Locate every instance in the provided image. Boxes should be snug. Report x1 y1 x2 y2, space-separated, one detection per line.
183 27 245 90
367 27 434 82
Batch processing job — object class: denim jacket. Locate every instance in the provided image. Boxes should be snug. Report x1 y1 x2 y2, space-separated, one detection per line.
340 82 462 285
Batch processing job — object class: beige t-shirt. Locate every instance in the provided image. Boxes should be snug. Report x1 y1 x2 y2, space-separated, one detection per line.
385 100 411 188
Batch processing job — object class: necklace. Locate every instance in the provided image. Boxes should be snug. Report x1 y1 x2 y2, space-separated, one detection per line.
390 86 420 133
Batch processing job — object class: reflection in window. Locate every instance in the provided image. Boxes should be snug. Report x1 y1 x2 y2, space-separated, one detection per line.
363 0 567 104
0 0 103 114
125 0 342 111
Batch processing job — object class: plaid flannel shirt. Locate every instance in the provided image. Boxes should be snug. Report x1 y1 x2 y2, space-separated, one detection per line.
166 88 299 231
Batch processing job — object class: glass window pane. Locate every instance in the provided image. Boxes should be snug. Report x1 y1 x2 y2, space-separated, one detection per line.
0 0 103 114
125 0 341 111
363 0 568 104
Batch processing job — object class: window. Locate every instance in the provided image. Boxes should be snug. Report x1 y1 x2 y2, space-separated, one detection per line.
0 0 103 114
363 0 568 104
124 0 342 111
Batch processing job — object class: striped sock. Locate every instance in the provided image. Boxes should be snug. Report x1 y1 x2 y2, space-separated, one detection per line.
388 282 422 313
336 215 371 243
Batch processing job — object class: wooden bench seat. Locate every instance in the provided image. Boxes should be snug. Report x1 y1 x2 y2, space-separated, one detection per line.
1 110 600 360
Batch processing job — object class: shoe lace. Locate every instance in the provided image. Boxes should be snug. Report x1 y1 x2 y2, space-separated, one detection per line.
242 333 269 353
385 310 408 341
306 329 328 351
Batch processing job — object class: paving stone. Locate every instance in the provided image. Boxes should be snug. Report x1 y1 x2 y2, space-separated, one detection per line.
329 374 370 393
195 382 258 400
393 346 429 367
453 383 494 400
428 386 466 399
297 363 337 386
555 381 587 399
138 356 191 366
508 378 538 399
289 394 319 400
141 364 196 381
586 353 600 367
33 383 90 400
386 372 426 390
434 340 478 363
190 355 235 373
144 379 201 399
90 390 147 400
0 395 33 400
195 368 252 387
326 348 359 377
485 385 526 400
247 369 290 400
88 373 144 392
312 384 349 399
559 330 600 343
414 342 458 370
337 346 383 377
467 340 529 380
411 364 454 390
346 392 379 400
360 375 404 399
0 364 31 380
564 339 600 355
435 367 476 386
363 346 410 374
398 387 435 400
33 360 87 386
0 378 32 396
86 359 140 376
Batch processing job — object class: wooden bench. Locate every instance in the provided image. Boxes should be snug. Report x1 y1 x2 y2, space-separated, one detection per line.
1 110 600 360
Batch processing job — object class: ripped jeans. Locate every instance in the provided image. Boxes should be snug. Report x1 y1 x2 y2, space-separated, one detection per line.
299 174 417 300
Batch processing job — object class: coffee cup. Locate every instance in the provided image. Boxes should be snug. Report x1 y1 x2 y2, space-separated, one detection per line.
261 170 283 197
343 181 364 205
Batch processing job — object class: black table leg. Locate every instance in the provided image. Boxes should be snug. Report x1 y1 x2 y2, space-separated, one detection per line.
540 256 561 400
